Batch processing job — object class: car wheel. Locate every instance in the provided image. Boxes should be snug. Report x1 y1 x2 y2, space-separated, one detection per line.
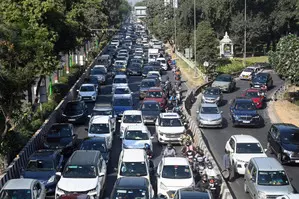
267 142 273 154
244 181 249 193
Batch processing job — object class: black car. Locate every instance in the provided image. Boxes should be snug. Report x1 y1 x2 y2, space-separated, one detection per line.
80 137 110 164
110 177 154 199
44 123 78 156
174 187 212 199
139 79 158 99
250 72 273 91
267 123 299 164
130 58 143 66
61 100 88 124
127 63 142 76
140 100 161 124
142 65 154 77
85 75 100 93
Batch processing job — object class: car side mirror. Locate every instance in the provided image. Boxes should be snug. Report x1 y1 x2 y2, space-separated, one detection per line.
250 177 256 183
99 172 105 177
264 148 267 153
155 173 160 178
220 111 223 114
55 172 62 177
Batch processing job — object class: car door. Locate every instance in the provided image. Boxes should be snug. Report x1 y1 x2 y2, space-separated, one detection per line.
155 116 160 134
227 138 236 165
99 157 107 188
248 165 258 198
156 161 163 189
33 181 45 199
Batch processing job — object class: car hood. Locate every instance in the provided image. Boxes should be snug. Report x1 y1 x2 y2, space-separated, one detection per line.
161 178 194 190
233 153 267 162
45 137 72 149
233 110 258 116
281 143 299 152
252 80 266 85
58 177 98 192
113 106 133 112
212 81 230 87
23 170 55 182
240 71 252 76
123 140 151 149
256 185 293 195
94 74 106 79
158 126 185 134
144 97 165 103
199 113 222 120
203 94 219 99
113 83 128 87
79 91 96 96
251 97 262 103
142 110 160 117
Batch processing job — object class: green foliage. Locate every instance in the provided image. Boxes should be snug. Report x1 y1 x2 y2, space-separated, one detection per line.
135 1 147 6
269 34 299 84
216 59 254 74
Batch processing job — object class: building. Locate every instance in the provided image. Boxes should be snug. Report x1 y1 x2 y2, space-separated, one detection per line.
134 6 147 19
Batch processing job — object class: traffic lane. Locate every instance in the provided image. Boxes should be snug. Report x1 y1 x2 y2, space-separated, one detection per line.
199 71 285 199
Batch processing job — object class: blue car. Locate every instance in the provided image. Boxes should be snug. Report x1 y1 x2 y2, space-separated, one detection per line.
21 149 64 194
230 98 261 127
112 94 134 118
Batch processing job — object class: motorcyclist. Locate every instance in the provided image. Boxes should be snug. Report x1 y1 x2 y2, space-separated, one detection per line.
163 143 176 157
204 162 217 179
175 67 181 76
144 143 153 159
196 174 210 192
181 141 195 155
180 130 193 145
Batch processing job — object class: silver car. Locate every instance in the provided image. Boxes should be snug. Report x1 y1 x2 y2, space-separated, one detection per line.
77 83 98 102
197 103 223 128
211 74 236 93
201 87 223 105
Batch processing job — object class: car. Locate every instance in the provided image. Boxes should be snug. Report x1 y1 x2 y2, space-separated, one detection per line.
122 125 153 151
156 57 167 70
21 150 64 194
140 100 161 124
211 74 236 93
267 123 299 164
97 54 112 68
77 84 98 102
55 150 107 199
0 179 46 199
115 57 128 66
57 194 90 199
61 101 88 124
156 113 185 144
111 39 120 47
147 71 162 81
130 58 143 66
142 65 154 77
230 98 261 127
89 103 116 129
127 63 142 76
276 194 299 199
91 65 107 84
201 87 223 105
112 64 127 75
156 157 194 199
144 87 167 109
112 85 133 100
110 177 155 199
80 137 110 164
119 110 145 138
87 115 114 149
117 149 151 181
139 79 158 99
241 88 266 109
244 157 294 199
43 123 78 156
84 76 100 92
112 94 134 118
112 74 128 92
174 187 213 199
239 66 260 80
224 135 267 176
196 103 223 128
250 72 273 91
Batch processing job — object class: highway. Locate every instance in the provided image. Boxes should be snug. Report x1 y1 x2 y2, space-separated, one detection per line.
190 70 299 199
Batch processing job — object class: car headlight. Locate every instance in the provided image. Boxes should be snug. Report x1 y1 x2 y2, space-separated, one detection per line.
47 175 56 183
233 115 239 120
199 116 207 121
160 182 168 190
283 149 293 155
158 130 164 136
258 191 267 199
88 187 97 195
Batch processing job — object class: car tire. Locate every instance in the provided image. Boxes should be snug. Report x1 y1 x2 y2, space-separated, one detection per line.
244 181 249 193
267 142 273 154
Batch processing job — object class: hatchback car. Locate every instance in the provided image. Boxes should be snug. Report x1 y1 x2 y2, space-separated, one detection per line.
144 87 167 109
77 84 98 102
80 137 110 164
122 125 153 151
267 123 299 164
21 150 64 194
61 101 88 124
211 74 236 93
196 103 223 128
112 94 134 118
140 100 161 124
112 74 128 92
112 85 132 99
127 63 142 76
139 79 158 99
250 72 273 91
201 87 223 105
119 110 145 138
241 88 266 109
174 187 212 199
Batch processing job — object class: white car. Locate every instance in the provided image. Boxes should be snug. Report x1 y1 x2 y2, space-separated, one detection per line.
157 57 167 70
156 113 185 144
112 86 133 100
225 134 267 176
111 40 119 47
122 125 154 151
77 83 98 102
147 71 162 81
276 194 299 199
112 74 128 92
239 66 261 80
157 157 195 199
119 110 145 138
87 115 115 149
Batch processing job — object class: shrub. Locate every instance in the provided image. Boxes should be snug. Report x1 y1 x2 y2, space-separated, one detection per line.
216 60 254 74
30 119 44 131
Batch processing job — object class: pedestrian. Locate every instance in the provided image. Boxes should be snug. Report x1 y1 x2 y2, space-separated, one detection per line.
222 150 233 182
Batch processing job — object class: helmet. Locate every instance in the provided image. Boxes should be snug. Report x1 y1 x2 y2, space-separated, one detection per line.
207 162 213 169
186 141 191 146
196 146 201 152
167 143 173 149
202 174 208 180
144 143 150 150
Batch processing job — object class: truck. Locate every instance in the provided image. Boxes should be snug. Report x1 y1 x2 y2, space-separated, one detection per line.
148 48 159 62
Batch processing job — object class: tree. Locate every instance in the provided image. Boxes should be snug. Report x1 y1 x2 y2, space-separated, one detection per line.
135 1 147 6
269 34 299 84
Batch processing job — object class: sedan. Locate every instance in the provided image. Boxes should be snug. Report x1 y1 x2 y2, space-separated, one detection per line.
241 88 265 109
61 101 88 124
80 137 110 164
140 100 161 124
201 87 223 105
212 74 236 93
197 103 223 128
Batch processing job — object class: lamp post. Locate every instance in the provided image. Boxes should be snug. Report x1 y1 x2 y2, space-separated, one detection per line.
194 0 197 78
243 0 247 66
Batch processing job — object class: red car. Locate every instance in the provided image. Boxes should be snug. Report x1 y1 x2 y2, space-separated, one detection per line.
143 87 167 109
241 88 265 109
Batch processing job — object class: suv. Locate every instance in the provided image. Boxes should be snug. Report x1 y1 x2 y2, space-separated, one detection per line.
156 157 194 199
61 101 88 124
77 84 98 102
267 123 299 164
139 79 157 99
224 135 267 177
21 150 64 194
144 87 167 109
230 98 261 127
87 116 114 149
89 103 115 129
174 187 212 199
119 110 144 138
112 74 128 92
156 113 185 144
110 177 154 199
91 65 107 84
55 150 107 199
97 54 111 68
244 157 293 198
250 72 273 91
122 125 153 151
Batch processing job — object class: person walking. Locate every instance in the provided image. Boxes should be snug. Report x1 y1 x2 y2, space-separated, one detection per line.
222 150 233 182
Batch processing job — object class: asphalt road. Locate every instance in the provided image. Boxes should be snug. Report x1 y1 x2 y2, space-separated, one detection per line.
192 70 299 199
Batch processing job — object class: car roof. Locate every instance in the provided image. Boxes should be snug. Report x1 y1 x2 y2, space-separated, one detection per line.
245 88 261 92
94 65 105 68
30 149 59 160
163 157 189 166
201 103 218 108
148 87 163 91
122 149 146 162
114 74 127 78
252 157 284 171
81 84 95 87
235 98 253 103
179 190 210 198
231 134 260 143
273 123 299 134
82 137 106 144
205 87 221 91
116 177 149 188
141 78 155 82
68 150 101 166
142 100 159 104
113 95 132 99
148 71 160 74
94 103 112 109
4 179 36 190
126 125 148 131
256 72 269 77
160 112 180 118
114 85 130 89
123 110 142 115
90 115 110 124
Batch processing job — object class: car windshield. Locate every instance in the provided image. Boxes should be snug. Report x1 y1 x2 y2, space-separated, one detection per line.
80 141 107 152
113 99 131 106
114 78 127 84
89 124 109 134
243 68 254 72
236 143 263 153
162 165 191 179
281 129 299 144
204 88 220 95
98 59 109 65
146 91 162 98
123 115 142 123
125 130 149 140
142 103 159 111
141 81 155 88
117 57 127 61
92 110 112 116
143 67 153 73
120 162 147 176
235 102 256 110
245 91 259 98
63 165 96 178
0 189 32 199
26 159 54 171
115 88 130 94
132 59 142 64
215 75 231 82
200 107 219 114
91 69 106 75
253 75 267 83
80 86 95 92
112 188 149 199
115 61 125 65
64 103 83 115
48 126 72 137
258 171 289 186
160 118 182 127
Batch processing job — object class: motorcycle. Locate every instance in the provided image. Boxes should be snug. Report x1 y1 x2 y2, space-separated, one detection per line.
175 90 181 104
183 150 195 169
144 148 153 159
208 176 221 198
193 155 206 175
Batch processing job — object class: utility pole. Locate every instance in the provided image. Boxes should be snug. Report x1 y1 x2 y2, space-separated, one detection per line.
194 0 197 78
243 0 247 67
174 0 177 53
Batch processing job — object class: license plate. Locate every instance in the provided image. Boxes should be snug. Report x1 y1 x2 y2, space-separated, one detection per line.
68 119 76 121
243 120 250 123
170 135 176 138
254 85 260 88
295 160 299 163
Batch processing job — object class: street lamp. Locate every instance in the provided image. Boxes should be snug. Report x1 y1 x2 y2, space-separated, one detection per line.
194 0 197 78
243 0 247 66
